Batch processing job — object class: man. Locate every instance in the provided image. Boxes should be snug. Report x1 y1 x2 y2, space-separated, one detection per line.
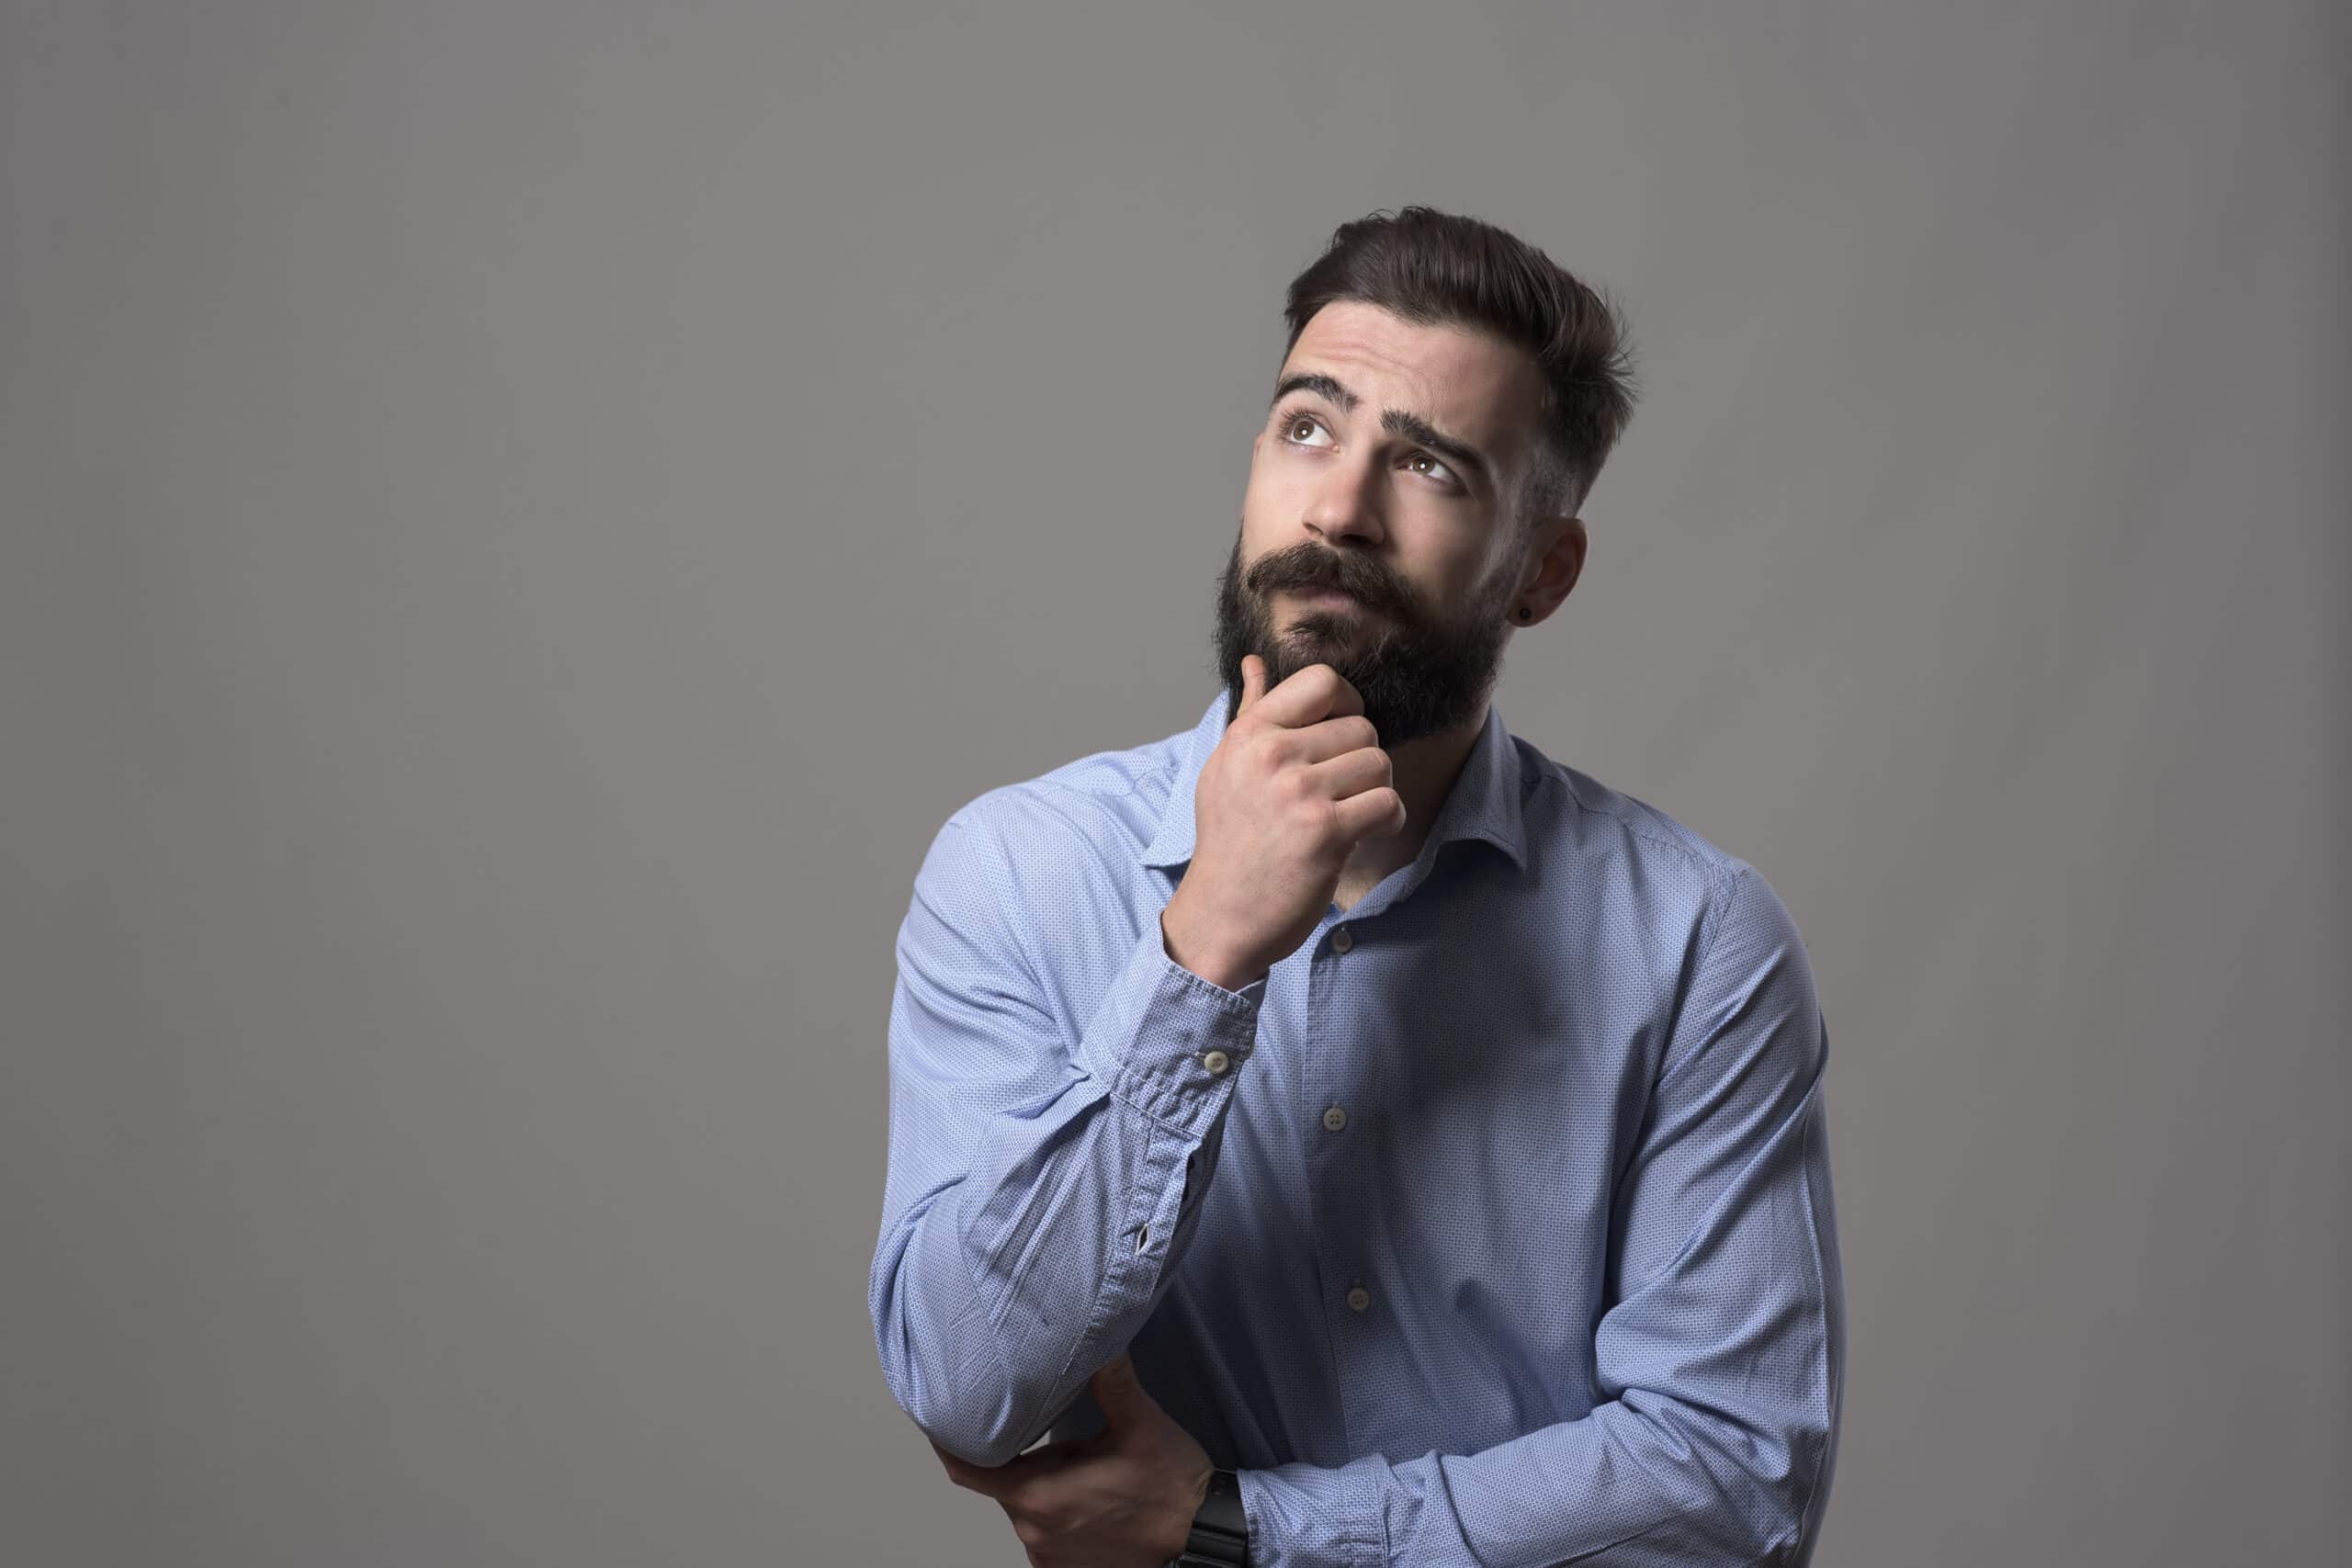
869 206 1844 1567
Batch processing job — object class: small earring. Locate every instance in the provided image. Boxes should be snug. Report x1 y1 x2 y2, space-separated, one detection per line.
1517 606 1532 621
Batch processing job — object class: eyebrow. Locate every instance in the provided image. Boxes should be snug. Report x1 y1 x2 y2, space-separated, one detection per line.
1267 370 1498 493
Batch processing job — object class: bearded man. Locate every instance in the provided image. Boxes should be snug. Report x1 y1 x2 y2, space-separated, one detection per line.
871 205 1845 1568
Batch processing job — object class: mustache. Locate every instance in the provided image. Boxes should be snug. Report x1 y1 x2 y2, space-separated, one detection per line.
1248 548 1409 617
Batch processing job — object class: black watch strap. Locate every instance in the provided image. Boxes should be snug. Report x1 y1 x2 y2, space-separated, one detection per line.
1169 1467 1249 1566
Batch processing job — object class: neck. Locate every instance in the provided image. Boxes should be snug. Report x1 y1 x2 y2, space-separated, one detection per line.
1341 707 1486 887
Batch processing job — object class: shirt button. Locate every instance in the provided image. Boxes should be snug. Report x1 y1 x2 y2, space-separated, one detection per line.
1322 1105 1348 1132
1200 1048 1231 1076
1331 926 1353 953
1346 1284 1371 1313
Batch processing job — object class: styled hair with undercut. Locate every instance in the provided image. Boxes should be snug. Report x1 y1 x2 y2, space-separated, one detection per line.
1281 206 1640 533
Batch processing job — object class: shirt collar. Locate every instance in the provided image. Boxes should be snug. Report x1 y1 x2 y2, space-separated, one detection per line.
1139 686 1530 874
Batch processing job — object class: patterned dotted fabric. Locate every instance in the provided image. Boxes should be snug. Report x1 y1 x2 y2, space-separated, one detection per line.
869 689 1844 1566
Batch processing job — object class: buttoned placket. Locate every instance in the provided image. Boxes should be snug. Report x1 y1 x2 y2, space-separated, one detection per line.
1300 897 1381 1447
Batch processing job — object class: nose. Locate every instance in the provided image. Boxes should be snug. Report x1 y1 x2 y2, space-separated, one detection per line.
1298 447 1387 550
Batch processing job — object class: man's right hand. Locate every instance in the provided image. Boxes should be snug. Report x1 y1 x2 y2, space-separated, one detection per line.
1159 655 1408 990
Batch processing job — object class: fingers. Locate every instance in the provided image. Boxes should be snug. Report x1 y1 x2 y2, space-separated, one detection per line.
933 1434 1079 1497
1306 746 1393 802
1302 748 1406 841
1236 654 1265 717
1240 660 1363 730
1330 784 1408 840
1285 713 1380 765
977 1435 1091 1494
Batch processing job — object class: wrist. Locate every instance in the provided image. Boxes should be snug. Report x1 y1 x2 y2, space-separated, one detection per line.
1168 1466 1249 1567
1159 901 1264 993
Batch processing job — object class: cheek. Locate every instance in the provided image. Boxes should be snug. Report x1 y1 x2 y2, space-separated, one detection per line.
1238 462 1296 546
1414 551 1494 615
1241 447 1282 502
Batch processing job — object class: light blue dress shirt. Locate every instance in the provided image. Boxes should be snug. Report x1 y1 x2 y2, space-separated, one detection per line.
869 688 1844 1566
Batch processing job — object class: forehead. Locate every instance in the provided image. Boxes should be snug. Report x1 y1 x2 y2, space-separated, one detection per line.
1279 299 1541 460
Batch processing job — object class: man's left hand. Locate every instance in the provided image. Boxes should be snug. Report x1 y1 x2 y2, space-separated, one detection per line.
930 1352 1216 1568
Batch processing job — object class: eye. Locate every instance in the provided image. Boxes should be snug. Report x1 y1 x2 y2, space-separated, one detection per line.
1273 407 1464 495
1277 410 1334 448
1405 451 1460 489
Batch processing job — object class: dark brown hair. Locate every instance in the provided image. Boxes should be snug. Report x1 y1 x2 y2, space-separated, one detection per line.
1281 206 1640 530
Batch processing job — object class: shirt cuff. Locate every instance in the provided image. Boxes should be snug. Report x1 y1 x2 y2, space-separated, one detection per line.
1237 1457 1385 1568
1069 920 1266 1138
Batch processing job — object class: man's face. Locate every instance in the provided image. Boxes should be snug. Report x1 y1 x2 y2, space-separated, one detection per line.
1214 299 1546 747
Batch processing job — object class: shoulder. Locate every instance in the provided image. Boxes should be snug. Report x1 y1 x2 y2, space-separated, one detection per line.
918 710 1196 911
1518 735 1745 880
944 721 1185 849
904 714 1200 1013
1510 734 1805 951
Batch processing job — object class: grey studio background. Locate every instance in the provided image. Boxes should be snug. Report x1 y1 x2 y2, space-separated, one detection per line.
2 4 2342 1565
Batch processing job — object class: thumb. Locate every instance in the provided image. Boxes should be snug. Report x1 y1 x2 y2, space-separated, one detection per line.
1237 655 1264 716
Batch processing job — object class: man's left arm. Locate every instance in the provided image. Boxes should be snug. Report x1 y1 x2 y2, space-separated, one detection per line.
1238 863 1847 1568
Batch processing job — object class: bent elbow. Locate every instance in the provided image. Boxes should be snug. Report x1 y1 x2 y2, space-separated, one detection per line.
868 1243 1036 1470
1620 1388 1836 1562
875 1333 1032 1470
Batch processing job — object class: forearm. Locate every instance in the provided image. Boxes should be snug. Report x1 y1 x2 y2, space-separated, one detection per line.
871 898 1265 1468
1239 1388 1834 1568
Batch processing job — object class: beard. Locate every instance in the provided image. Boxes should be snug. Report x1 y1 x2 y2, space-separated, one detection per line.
1210 524 1516 749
